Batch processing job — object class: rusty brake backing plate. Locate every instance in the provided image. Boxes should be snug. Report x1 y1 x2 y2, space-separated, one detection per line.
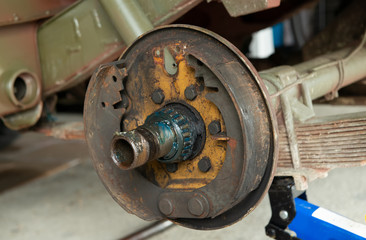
84 25 277 229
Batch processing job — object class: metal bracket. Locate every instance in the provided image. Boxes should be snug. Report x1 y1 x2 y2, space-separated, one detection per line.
262 66 317 190
265 177 301 240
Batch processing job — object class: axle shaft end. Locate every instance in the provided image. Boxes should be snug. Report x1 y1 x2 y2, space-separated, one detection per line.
111 130 150 170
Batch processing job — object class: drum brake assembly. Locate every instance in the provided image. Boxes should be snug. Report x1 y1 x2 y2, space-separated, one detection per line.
84 25 277 229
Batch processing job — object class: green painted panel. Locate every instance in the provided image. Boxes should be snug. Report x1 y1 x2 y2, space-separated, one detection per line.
38 0 123 95
38 0 199 95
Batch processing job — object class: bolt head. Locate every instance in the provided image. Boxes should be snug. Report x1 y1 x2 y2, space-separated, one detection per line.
188 197 204 216
279 210 289 220
166 163 178 173
208 120 221 135
159 198 174 216
198 157 211 173
151 89 165 104
266 228 276 238
184 85 197 100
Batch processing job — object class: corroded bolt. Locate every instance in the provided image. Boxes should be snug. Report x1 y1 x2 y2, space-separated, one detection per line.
208 120 221 135
184 85 197 100
166 163 178 173
159 198 174 216
151 89 165 104
198 157 211 173
188 197 204 216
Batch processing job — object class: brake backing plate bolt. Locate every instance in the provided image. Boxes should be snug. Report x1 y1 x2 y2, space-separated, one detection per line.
159 198 174 216
151 89 165 104
198 157 211 173
184 85 197 100
166 163 178 173
188 197 204 216
208 120 221 135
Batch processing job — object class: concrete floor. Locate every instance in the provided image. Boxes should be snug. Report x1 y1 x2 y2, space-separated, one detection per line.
0 133 151 240
1 106 366 240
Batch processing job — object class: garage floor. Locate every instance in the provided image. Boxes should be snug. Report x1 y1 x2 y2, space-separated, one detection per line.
1 106 366 240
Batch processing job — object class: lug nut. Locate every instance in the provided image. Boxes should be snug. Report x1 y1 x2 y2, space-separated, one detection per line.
208 120 221 135
151 89 165 104
184 85 197 100
166 163 178 173
198 157 211 173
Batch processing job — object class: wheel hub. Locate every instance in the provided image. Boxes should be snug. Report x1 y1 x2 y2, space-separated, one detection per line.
111 103 205 170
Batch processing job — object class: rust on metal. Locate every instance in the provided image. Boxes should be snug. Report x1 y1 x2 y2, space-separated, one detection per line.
0 22 42 117
36 121 85 140
276 112 366 189
145 50 227 190
278 116 366 169
84 25 277 229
